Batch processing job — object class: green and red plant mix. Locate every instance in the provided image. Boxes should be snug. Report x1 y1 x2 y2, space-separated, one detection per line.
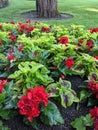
0 20 98 129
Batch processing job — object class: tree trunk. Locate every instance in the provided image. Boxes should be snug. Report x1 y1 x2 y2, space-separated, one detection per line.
0 0 8 8
36 0 59 18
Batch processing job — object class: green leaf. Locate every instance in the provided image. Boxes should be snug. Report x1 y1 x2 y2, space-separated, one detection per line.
71 117 86 130
0 110 12 119
0 93 5 103
5 81 13 93
80 90 92 102
71 114 94 130
40 101 64 126
23 117 38 130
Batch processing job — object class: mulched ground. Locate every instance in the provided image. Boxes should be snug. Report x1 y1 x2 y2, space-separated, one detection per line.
3 75 94 130
21 10 73 21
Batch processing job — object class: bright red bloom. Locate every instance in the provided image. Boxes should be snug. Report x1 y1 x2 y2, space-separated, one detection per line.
78 39 84 44
94 119 98 130
0 24 2 29
89 28 98 33
17 86 49 122
65 58 74 68
94 55 98 60
0 80 7 93
86 40 94 48
9 35 17 42
60 36 68 45
93 28 98 33
90 106 98 119
41 27 50 32
20 24 27 30
88 80 98 94
27 26 35 33
7 54 15 61
27 86 49 107
90 107 98 130
17 95 40 122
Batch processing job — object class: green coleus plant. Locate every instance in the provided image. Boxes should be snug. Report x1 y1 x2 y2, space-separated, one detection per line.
9 61 53 90
0 21 98 130
47 78 79 108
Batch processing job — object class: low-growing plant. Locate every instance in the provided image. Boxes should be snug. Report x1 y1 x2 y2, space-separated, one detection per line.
0 20 98 129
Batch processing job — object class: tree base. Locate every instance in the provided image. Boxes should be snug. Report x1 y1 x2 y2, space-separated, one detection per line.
22 10 73 21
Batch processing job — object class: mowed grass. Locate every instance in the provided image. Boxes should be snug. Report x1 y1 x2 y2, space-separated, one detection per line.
0 0 98 27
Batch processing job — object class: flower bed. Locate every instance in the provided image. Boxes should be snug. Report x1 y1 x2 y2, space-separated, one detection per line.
0 20 98 130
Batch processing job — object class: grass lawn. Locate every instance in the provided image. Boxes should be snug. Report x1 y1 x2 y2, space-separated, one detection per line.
0 0 98 27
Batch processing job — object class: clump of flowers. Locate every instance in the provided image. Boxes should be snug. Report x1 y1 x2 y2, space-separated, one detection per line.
7 54 15 61
90 106 98 130
59 36 69 45
1 20 98 130
88 80 98 98
65 58 74 68
41 26 50 32
17 86 49 122
0 80 7 93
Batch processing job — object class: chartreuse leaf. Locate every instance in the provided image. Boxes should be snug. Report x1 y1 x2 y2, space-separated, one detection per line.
40 101 64 126
9 61 53 88
71 114 94 130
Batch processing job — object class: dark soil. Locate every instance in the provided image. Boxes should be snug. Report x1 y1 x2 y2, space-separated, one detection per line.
3 75 94 130
21 10 73 21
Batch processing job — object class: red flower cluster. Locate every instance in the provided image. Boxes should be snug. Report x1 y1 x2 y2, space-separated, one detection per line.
41 26 50 32
0 80 7 93
88 80 98 98
94 55 98 60
60 36 69 45
78 39 84 43
86 40 94 48
9 35 17 42
65 58 74 68
18 23 35 34
89 28 98 33
7 54 15 61
0 24 2 29
9 32 17 42
90 106 98 130
17 86 49 122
